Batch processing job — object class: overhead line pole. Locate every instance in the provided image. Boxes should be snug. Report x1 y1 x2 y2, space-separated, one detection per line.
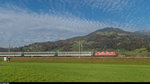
79 41 81 58
8 43 10 52
8 43 10 57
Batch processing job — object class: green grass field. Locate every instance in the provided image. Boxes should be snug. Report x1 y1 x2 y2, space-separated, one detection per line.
1 57 150 82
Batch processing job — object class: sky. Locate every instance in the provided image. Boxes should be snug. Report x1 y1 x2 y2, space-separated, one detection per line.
0 0 150 48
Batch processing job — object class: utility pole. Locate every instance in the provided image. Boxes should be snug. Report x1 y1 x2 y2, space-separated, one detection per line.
8 43 10 52
8 43 10 57
79 41 81 58
18 44 20 52
81 44 83 52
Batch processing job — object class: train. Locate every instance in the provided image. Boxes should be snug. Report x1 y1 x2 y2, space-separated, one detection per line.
0 51 117 57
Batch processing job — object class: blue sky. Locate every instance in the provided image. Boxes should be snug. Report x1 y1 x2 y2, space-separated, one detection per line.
0 0 150 47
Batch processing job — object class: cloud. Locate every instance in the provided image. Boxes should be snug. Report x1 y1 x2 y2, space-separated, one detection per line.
80 0 135 12
0 1 140 48
0 4 136 32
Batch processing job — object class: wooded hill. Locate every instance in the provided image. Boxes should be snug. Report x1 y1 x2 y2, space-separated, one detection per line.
9 27 150 54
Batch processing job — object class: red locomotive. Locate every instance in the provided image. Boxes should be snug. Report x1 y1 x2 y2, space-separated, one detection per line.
95 51 116 56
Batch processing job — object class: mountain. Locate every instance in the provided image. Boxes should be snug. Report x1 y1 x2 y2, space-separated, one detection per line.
91 27 130 33
10 27 150 52
134 29 150 35
0 47 8 52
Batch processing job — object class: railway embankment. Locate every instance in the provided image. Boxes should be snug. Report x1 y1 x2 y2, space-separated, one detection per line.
1 57 150 65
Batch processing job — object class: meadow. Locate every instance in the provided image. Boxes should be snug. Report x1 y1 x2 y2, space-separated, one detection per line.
1 57 150 82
